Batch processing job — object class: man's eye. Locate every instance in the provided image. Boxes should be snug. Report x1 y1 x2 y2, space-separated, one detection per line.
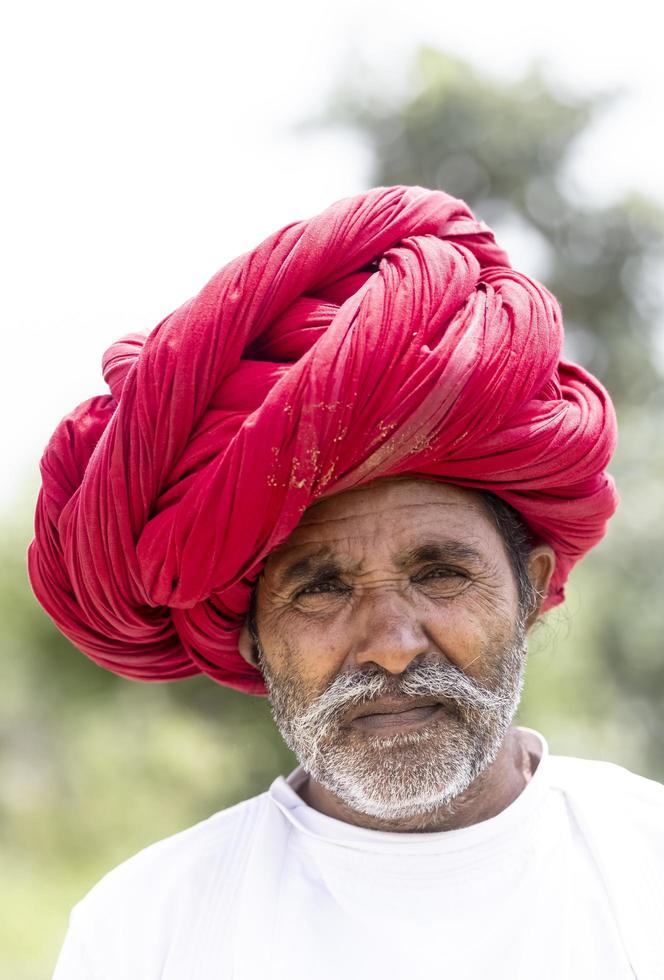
415 566 467 583
295 581 349 598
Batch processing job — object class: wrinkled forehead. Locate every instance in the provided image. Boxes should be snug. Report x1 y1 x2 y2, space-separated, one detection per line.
265 477 499 572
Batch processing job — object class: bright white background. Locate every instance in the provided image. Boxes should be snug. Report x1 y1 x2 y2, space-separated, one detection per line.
2 0 663 508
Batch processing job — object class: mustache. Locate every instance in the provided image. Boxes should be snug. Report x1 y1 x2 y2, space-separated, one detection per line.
293 657 520 735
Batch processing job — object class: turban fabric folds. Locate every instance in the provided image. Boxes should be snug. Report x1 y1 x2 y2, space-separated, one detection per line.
28 186 618 694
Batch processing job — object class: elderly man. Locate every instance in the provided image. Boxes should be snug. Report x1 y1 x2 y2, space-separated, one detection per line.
30 186 663 978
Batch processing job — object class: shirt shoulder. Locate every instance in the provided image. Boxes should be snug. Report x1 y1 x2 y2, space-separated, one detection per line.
546 752 664 835
544 753 664 977
53 791 268 979
547 751 663 796
85 789 266 905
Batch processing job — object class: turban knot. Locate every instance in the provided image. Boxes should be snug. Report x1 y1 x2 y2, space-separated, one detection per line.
28 185 619 694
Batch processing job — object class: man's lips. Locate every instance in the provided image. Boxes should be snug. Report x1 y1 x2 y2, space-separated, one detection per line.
346 698 445 733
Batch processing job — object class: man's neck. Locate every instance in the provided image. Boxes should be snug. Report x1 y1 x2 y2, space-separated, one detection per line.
296 728 538 834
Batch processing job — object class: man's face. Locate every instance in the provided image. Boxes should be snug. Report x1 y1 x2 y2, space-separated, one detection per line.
250 478 536 821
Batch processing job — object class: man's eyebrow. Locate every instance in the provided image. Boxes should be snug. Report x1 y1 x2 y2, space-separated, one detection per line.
395 540 487 570
275 539 486 588
275 551 357 588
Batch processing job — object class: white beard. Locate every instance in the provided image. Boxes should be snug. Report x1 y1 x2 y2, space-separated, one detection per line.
261 616 528 821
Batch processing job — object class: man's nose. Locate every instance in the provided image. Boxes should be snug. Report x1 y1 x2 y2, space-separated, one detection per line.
350 588 430 674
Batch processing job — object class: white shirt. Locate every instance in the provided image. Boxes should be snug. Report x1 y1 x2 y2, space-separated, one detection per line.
52 727 664 979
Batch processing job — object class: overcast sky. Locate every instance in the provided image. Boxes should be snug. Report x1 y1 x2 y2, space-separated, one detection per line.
2 0 662 510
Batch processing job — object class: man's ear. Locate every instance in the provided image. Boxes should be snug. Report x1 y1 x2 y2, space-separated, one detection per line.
238 620 259 667
525 544 556 630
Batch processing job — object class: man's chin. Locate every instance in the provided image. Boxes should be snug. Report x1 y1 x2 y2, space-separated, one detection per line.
306 738 482 819
316 762 477 822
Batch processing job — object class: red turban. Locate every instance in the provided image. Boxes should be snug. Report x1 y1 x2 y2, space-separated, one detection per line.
28 186 618 694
